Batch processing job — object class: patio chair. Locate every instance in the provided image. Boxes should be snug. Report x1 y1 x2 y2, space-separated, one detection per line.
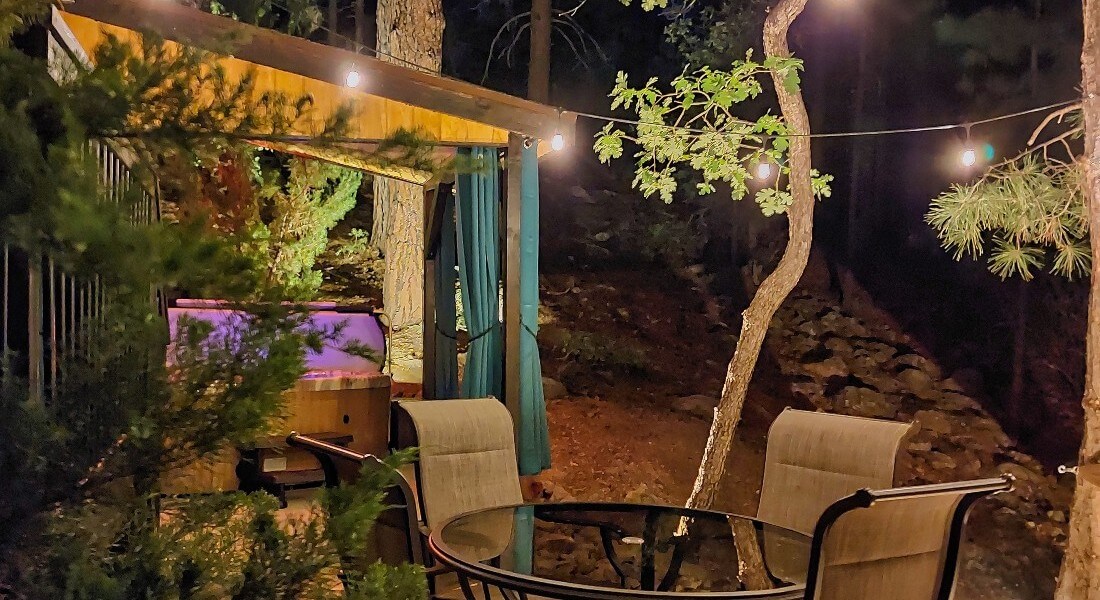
392 398 634 597
392 398 524 595
757 408 917 582
803 475 1013 600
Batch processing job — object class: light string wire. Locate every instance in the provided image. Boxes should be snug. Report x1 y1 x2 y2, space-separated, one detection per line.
570 99 1082 141
153 2 1085 145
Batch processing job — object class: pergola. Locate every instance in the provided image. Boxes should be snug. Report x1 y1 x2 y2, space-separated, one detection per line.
57 0 577 473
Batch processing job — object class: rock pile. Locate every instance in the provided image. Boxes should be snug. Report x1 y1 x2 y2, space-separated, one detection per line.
771 292 1071 599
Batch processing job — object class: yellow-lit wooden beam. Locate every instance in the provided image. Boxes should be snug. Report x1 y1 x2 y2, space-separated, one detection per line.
59 12 509 150
60 0 578 159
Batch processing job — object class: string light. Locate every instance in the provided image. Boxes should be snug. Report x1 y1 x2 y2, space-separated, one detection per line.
550 109 566 151
265 0 1080 148
960 148 977 167
570 99 1078 141
345 69 362 88
265 0 1079 149
755 161 773 180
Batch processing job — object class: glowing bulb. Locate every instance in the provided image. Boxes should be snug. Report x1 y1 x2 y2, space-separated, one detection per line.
551 133 565 151
756 162 773 180
345 69 362 88
961 148 977 167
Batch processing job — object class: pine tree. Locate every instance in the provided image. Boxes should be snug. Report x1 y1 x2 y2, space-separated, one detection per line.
0 4 424 596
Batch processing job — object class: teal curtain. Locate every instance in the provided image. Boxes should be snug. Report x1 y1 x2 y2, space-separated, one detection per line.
432 188 459 398
518 144 551 474
456 148 502 399
510 506 535 575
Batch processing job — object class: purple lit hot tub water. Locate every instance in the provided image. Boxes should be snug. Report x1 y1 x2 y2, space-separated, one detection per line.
167 299 386 375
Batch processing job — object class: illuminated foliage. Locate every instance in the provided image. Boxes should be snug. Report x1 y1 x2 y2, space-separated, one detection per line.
594 57 832 214
926 109 1087 280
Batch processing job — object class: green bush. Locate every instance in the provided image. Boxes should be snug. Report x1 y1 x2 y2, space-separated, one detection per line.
549 330 648 373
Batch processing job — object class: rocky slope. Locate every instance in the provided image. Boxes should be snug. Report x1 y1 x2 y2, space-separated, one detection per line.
772 290 1072 599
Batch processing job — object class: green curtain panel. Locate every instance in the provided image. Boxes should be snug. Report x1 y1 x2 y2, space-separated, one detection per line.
456 147 502 399
518 144 551 475
432 188 459 398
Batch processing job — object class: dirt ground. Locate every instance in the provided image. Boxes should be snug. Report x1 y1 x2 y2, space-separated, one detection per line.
535 269 803 516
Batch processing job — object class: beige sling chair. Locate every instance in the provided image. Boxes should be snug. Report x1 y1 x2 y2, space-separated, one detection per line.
757 408 917 583
392 398 525 598
803 475 1013 600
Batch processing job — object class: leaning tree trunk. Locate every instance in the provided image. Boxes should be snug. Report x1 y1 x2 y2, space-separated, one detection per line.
374 0 444 383
1056 1 1100 598
684 0 816 510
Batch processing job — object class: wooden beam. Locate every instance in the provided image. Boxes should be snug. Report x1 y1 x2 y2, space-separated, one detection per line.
422 185 440 400
502 134 524 432
63 0 578 144
250 140 439 184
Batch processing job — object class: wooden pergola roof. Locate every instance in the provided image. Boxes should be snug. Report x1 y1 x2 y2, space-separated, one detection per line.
60 0 577 183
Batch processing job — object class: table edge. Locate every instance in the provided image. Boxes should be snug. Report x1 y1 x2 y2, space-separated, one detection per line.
427 501 809 600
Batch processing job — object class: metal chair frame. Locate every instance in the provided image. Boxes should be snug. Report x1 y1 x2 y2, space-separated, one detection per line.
802 475 1014 600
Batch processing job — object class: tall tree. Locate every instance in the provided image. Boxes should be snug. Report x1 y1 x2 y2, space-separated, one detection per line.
373 0 444 383
687 0 816 509
1059 1 1100 595
925 1 1096 594
0 4 423 595
528 0 552 102
599 0 829 509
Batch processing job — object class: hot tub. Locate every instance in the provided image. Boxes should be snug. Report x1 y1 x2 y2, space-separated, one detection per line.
162 300 391 493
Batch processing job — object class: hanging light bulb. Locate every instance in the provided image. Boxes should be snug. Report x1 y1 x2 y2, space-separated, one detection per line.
345 69 362 88
549 109 566 151
756 161 773 180
959 123 978 168
960 148 977 167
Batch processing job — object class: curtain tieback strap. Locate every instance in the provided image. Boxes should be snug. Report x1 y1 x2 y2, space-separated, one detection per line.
467 321 500 343
434 322 537 341
435 321 501 342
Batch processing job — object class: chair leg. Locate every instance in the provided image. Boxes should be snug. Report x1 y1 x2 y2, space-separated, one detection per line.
457 574 479 600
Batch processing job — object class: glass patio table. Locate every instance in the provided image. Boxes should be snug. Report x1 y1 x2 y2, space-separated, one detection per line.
428 502 811 600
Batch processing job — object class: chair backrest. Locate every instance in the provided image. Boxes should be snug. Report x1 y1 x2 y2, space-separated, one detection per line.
394 398 523 529
758 408 917 535
804 476 1012 600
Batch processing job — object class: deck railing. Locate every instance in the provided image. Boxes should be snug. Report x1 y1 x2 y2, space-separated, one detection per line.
1 17 161 403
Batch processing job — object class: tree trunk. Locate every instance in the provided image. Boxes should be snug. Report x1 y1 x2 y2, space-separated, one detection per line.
528 0 552 103
373 0 444 384
328 0 339 46
684 0 815 510
1008 280 1028 432
355 0 367 46
1055 1 1100 598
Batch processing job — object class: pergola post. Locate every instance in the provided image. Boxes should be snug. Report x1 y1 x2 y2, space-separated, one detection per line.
422 185 440 400
502 134 524 432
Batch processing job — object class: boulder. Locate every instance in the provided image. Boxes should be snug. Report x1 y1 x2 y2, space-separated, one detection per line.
837 386 897 419
824 336 854 357
938 391 981 412
898 368 939 399
672 394 720 419
894 354 943 380
803 356 849 380
914 409 953 436
542 376 569 400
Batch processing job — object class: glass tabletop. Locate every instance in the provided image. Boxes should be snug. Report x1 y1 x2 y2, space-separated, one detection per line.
429 503 811 599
